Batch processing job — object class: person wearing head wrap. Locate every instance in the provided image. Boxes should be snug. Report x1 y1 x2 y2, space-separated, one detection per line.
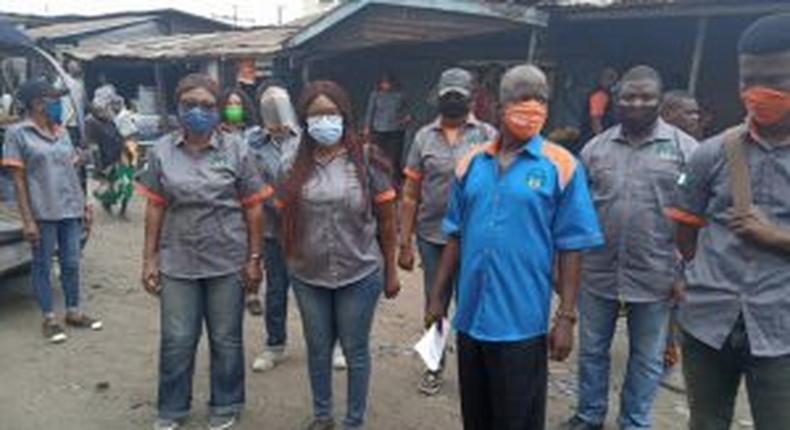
86 92 134 216
246 85 301 373
426 65 603 429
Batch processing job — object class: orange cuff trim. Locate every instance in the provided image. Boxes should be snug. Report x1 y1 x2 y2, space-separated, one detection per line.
242 185 274 208
665 207 706 227
375 188 397 204
135 183 167 206
273 198 285 209
403 167 422 182
1 158 24 168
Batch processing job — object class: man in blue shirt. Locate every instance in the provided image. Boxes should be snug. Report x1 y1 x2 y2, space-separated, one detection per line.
426 64 604 430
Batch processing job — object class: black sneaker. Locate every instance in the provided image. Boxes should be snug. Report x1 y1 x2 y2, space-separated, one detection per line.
562 416 604 430
246 297 263 316
65 312 104 331
304 417 335 430
418 369 443 396
43 319 67 343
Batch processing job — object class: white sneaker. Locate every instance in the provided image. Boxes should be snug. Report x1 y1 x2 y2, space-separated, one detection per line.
252 350 285 373
153 419 179 430
332 347 347 371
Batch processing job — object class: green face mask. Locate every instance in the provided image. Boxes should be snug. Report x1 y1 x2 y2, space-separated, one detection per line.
223 105 244 124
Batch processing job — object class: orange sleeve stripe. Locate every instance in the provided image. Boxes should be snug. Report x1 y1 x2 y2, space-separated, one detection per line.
403 167 422 182
589 90 609 117
273 199 285 209
375 188 397 204
1 158 24 168
541 142 577 190
242 184 274 208
665 208 706 227
135 183 167 205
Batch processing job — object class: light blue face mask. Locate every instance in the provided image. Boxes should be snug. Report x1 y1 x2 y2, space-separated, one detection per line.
307 115 344 146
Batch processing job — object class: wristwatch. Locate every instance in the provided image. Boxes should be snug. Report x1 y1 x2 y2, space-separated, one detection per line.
248 253 262 262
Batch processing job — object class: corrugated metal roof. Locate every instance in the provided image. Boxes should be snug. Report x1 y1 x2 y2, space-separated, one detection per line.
26 15 156 41
286 0 547 51
540 0 790 17
64 27 297 61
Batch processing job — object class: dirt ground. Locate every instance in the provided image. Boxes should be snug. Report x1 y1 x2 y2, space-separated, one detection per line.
0 197 754 430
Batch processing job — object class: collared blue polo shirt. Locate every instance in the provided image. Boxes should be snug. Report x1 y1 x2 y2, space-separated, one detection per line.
443 134 604 342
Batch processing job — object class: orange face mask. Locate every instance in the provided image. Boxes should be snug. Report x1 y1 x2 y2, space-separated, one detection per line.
741 86 790 125
503 100 548 141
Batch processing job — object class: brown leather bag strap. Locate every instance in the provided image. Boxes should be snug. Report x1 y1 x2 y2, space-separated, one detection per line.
723 125 752 214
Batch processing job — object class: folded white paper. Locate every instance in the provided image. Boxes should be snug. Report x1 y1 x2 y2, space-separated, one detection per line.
414 318 450 372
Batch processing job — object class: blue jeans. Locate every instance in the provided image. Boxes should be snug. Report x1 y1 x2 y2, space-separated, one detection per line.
576 290 671 429
158 274 245 421
416 237 454 313
31 218 82 315
263 238 290 351
292 270 383 429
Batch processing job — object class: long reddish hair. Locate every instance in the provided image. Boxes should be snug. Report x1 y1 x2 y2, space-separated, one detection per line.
280 80 391 260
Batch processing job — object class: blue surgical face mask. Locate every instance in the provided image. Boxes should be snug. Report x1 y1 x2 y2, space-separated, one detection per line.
179 105 219 135
307 115 344 146
44 98 63 125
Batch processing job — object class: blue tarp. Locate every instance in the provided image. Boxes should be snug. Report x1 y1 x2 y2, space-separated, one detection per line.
0 19 33 50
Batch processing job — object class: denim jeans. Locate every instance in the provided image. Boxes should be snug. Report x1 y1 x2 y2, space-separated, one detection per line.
576 290 671 429
416 237 454 313
292 270 383 429
682 320 790 430
31 218 82 315
158 274 245 421
263 238 290 351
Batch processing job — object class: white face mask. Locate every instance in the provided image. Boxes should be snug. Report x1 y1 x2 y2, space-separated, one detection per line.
307 114 344 146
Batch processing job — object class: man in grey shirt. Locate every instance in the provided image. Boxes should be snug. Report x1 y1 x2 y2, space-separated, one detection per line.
668 14 790 430
364 73 409 183
567 66 697 430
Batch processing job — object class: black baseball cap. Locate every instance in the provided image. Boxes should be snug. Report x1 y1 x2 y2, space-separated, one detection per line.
16 77 68 107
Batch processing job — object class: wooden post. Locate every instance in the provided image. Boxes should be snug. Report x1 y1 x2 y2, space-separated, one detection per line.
527 29 539 64
153 62 168 120
688 17 708 96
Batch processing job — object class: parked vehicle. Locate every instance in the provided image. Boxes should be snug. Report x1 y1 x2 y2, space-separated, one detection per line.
0 19 87 278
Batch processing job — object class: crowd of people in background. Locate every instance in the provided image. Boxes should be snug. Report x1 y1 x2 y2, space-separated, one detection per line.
2 11 790 430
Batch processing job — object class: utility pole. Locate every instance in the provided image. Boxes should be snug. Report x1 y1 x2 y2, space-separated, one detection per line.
232 4 239 28
277 5 284 26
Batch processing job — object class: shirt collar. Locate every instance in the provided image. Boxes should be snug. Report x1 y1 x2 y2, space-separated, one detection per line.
175 131 221 149
262 127 298 146
429 114 482 132
484 134 544 158
20 119 64 142
612 118 674 146
747 119 790 149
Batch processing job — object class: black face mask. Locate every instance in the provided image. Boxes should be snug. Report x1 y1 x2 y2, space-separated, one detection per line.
438 94 470 120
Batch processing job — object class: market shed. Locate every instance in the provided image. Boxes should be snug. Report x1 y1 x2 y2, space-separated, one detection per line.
540 0 790 136
281 0 549 127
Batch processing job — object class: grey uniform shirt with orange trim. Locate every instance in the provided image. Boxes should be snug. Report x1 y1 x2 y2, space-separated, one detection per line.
581 119 697 302
246 126 300 240
404 116 498 245
135 131 270 280
2 121 85 221
289 148 396 289
668 126 790 357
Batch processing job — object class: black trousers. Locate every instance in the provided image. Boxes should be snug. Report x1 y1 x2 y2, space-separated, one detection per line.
457 332 548 430
372 130 405 185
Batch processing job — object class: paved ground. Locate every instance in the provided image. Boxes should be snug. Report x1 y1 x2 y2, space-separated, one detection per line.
0 197 754 429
